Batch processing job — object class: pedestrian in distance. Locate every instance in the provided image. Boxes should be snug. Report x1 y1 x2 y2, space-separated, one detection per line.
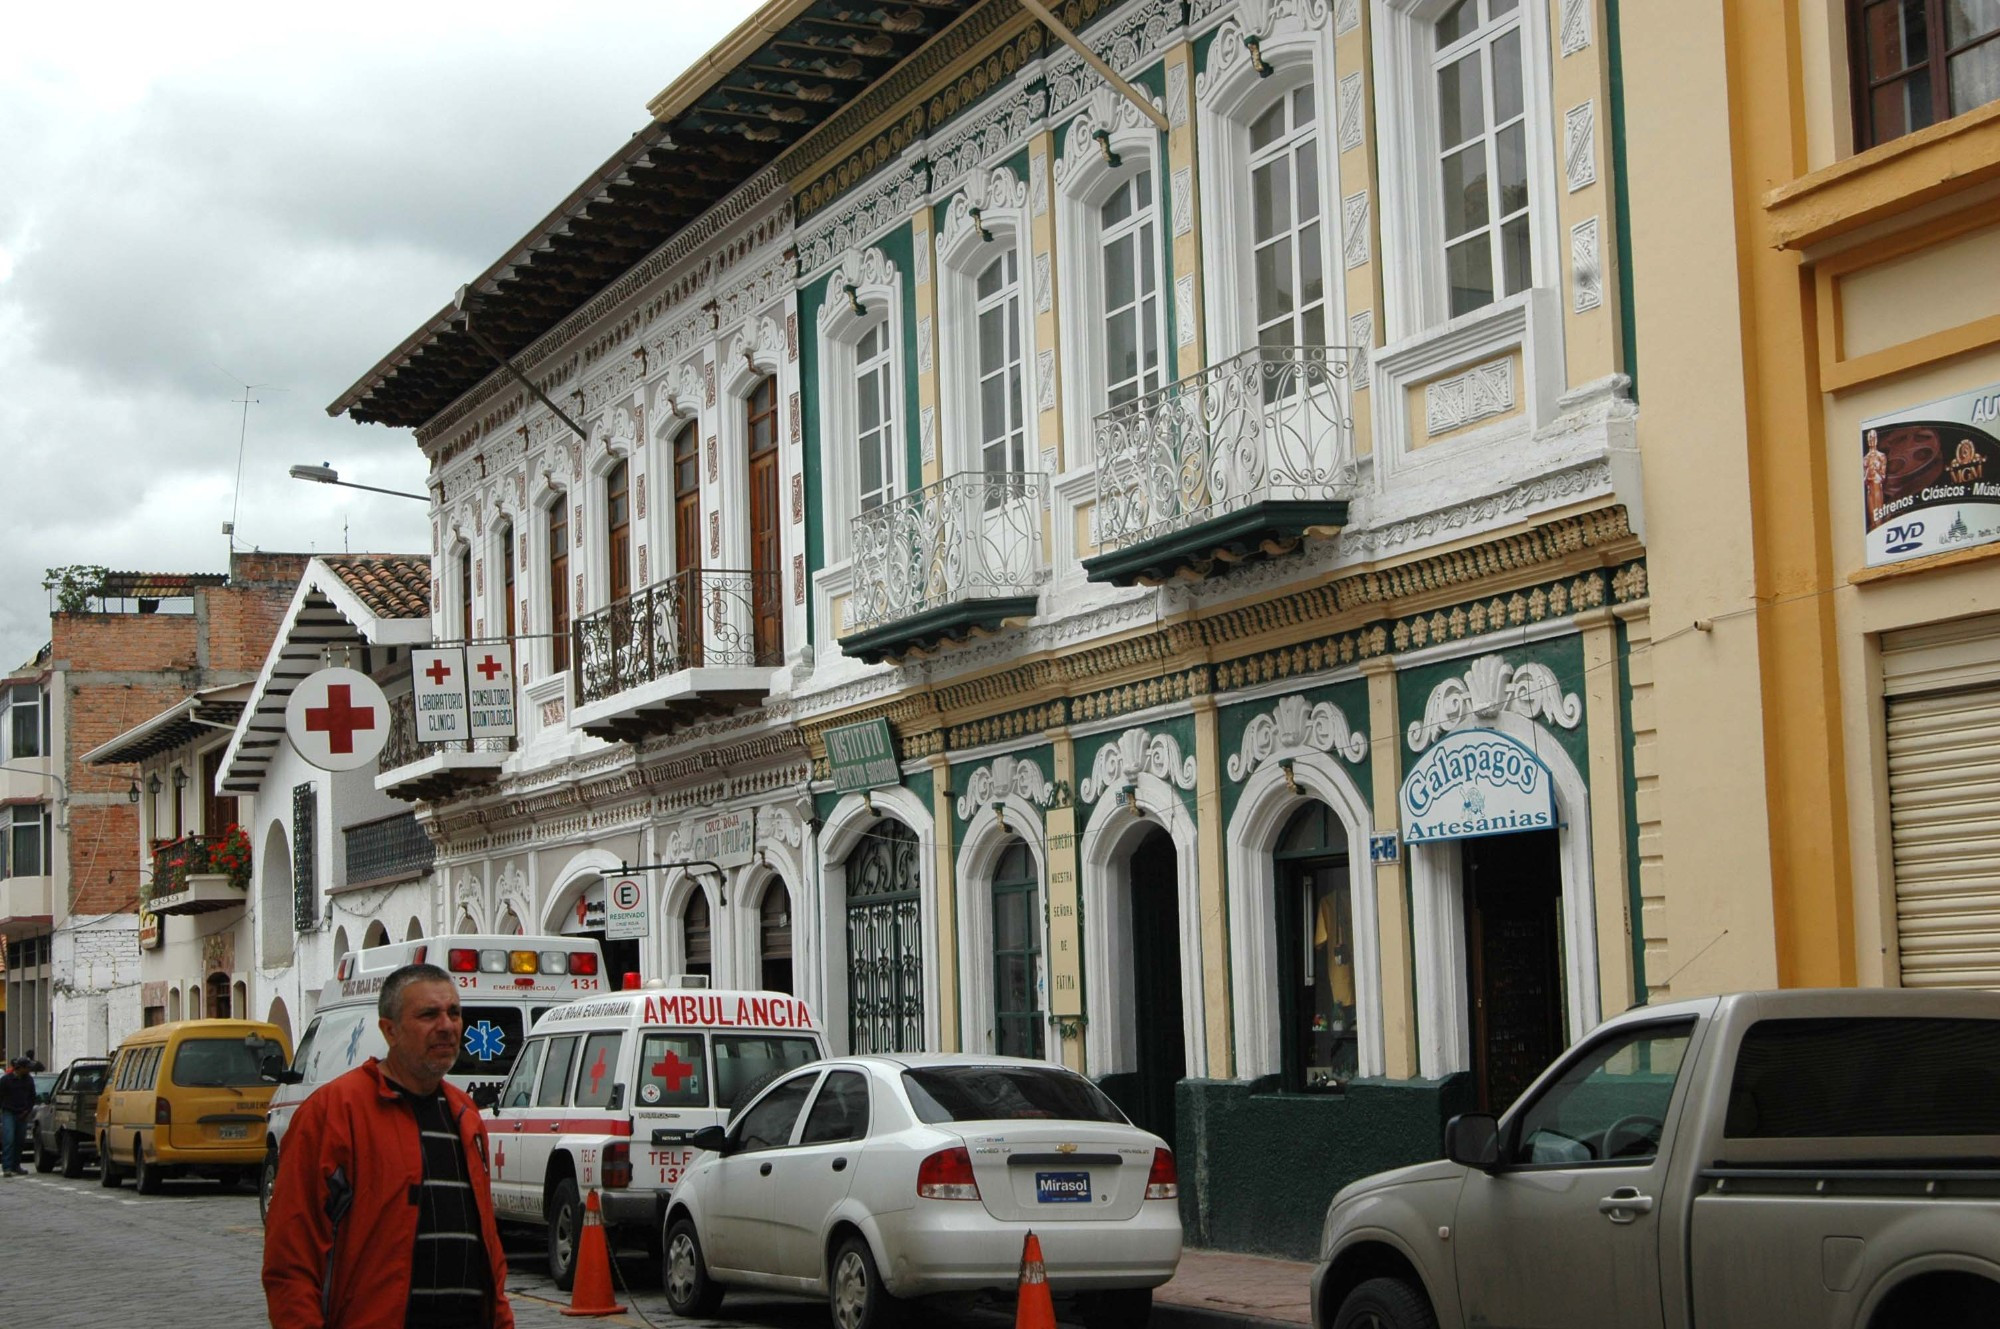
262 963 514 1329
20 1049 44 1073
0 1057 35 1176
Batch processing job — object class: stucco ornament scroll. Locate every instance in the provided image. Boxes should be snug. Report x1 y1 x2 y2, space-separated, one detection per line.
1406 654 1582 752
452 877 487 933
758 803 807 850
937 165 1028 255
659 362 703 422
727 315 786 374
1227 694 1368 780
955 754 1056 820
1079 728 1198 803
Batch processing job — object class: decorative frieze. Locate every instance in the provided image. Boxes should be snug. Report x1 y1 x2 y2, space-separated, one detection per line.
798 167 929 281
1226 694 1368 780
1565 101 1597 192
1424 358 1516 435
1079 728 1198 802
954 753 1056 819
928 83 1046 200
1561 0 1593 56
1571 217 1604 314
1407 654 1583 752
1342 191 1370 268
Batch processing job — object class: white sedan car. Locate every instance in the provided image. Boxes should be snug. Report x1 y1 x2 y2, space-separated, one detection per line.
661 1052 1183 1329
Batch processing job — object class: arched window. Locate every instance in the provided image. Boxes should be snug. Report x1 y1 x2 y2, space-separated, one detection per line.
974 251 1029 476
760 881 793 994
683 888 712 983
606 459 632 606
364 920 389 949
547 497 571 673
405 917 424 941
1275 802 1355 1090
458 545 474 642
991 839 1042 1058
1099 170 1165 410
746 376 782 663
498 521 516 645
846 820 922 1053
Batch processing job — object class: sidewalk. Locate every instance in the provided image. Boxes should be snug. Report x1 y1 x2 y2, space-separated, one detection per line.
1154 1247 1316 1327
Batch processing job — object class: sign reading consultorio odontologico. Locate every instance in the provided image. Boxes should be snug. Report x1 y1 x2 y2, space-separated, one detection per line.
1862 383 2000 567
825 717 900 794
1399 728 1557 844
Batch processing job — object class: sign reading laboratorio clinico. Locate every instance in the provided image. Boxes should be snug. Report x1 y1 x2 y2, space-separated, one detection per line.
410 646 517 742
1862 383 2000 567
825 717 900 794
1399 728 1558 844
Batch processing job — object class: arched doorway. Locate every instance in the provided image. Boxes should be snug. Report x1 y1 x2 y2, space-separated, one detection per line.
1462 829 1563 1111
991 839 1043 1058
681 888 713 984
759 880 793 994
331 926 350 964
261 821 294 965
1275 803 1356 1090
207 972 231 1020
363 921 389 949
846 820 923 1053
265 997 292 1045
1127 828 1183 1148
405 917 424 941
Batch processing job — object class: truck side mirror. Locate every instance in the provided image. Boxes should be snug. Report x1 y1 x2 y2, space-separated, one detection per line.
1444 1113 1501 1170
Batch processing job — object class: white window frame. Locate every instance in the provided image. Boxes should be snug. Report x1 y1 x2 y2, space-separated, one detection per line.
1429 0 1536 321
936 167 1039 480
814 247 905 566
1196 18 1346 366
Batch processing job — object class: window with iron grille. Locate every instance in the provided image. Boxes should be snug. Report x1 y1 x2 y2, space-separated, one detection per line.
292 782 317 932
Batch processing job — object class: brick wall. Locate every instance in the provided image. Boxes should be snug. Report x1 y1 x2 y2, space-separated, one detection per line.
67 802 142 915
210 552 312 672
52 612 200 673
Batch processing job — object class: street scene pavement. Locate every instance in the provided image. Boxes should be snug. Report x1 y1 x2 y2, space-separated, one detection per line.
1 1169 1309 1328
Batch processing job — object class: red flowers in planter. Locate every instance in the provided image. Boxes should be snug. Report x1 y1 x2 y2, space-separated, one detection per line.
208 823 253 889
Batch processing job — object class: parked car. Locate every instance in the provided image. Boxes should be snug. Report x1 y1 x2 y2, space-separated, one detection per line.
661 1053 1182 1329
31 1058 108 1175
98 1019 289 1194
21 1071 56 1166
1310 988 2000 1329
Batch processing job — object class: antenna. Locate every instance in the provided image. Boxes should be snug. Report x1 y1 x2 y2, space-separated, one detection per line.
227 381 263 551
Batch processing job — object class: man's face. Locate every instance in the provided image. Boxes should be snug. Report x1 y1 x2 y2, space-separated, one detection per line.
381 980 463 1082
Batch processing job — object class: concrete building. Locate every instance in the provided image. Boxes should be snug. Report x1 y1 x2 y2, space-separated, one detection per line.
2 643 60 1064
332 0 1651 1257
1624 4 2000 995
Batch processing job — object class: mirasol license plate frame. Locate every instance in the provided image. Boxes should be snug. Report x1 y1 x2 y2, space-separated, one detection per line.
1035 1170 1091 1203
219 1124 249 1140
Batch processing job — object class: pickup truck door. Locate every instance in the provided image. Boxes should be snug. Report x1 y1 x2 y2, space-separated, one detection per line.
1452 1018 1698 1329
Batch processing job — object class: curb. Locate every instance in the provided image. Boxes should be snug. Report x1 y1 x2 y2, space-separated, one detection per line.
1156 1304 1307 1329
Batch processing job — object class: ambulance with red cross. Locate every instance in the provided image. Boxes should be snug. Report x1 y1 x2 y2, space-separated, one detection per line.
488 982 826 1289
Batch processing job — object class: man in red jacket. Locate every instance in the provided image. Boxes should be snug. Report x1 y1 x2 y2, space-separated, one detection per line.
263 963 515 1329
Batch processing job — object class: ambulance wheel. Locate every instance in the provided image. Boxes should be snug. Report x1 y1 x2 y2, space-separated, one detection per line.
547 1177 581 1291
831 1233 902 1329
134 1142 164 1195
663 1217 724 1318
99 1135 125 1188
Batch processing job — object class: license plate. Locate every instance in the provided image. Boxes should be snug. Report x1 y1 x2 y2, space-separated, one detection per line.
219 1124 248 1140
1035 1171 1090 1203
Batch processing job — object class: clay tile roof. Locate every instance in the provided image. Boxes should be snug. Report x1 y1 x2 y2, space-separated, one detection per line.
319 554 431 620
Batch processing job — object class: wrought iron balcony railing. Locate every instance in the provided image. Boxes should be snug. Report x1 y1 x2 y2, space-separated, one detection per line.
1090 345 1359 567
379 689 514 772
148 832 251 914
572 567 782 709
342 810 435 887
841 471 1048 659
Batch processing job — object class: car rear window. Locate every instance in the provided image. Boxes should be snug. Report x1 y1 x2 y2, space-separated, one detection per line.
901 1066 1127 1124
172 1038 279 1088
1728 1017 2000 1137
713 1035 821 1109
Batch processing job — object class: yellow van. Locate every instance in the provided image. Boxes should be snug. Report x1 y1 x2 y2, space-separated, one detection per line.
96 1019 289 1195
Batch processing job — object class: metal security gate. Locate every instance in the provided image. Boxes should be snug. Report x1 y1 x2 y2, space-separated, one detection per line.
847 820 923 1051
1883 616 2000 988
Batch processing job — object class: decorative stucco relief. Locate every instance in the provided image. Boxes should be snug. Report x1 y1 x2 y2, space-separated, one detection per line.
954 753 1056 820
1079 728 1198 802
1226 694 1368 781
1407 654 1582 752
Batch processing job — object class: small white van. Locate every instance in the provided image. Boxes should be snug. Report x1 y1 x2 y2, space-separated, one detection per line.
260 934 606 1221
490 981 826 1289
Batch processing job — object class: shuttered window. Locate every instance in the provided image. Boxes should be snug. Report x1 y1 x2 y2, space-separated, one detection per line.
1883 615 2000 988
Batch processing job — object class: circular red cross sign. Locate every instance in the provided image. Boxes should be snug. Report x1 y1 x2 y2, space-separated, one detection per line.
284 666 391 771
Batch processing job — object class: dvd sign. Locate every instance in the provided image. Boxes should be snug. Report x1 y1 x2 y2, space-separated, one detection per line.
1862 384 2000 567
1399 729 1557 844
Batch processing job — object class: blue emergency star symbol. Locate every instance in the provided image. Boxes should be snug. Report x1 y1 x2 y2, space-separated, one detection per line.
345 1021 366 1064
464 1019 507 1062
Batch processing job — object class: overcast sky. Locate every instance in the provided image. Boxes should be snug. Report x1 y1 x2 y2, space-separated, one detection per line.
0 1 762 671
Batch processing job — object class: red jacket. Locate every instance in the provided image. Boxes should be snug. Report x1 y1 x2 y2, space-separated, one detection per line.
262 1059 514 1329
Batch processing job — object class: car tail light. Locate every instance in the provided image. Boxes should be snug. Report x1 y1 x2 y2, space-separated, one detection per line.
568 952 599 976
917 1146 981 1200
602 1143 632 1190
1146 1147 1178 1200
448 949 478 973
155 1096 171 1127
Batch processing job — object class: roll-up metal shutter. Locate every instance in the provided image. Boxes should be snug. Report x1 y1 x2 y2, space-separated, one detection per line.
1883 614 2000 989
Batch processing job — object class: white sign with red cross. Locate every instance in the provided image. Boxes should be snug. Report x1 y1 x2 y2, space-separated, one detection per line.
409 648 470 744
284 667 390 771
465 643 517 740
605 875 648 941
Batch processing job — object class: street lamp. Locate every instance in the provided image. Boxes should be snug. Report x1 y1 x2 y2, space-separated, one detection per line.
288 462 430 503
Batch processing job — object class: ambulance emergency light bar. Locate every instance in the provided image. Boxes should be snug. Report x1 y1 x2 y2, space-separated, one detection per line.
447 948 599 977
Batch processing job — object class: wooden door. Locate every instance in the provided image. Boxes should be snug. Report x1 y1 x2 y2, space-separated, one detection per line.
1463 830 1564 1113
747 376 781 664
673 425 702 668
201 750 236 838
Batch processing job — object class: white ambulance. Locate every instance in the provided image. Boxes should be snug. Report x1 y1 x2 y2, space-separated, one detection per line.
261 934 607 1222
489 981 825 1289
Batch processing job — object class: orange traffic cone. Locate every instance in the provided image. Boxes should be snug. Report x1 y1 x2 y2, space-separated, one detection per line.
561 1188 629 1318
1014 1230 1056 1329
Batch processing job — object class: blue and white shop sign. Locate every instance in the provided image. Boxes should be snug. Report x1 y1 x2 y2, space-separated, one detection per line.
1399 729 1557 844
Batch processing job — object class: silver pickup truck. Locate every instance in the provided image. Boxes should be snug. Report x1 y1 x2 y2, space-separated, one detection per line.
1311 989 2000 1329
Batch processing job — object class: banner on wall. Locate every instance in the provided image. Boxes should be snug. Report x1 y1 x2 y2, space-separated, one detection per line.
559 881 607 935
1399 728 1557 844
1862 383 2000 566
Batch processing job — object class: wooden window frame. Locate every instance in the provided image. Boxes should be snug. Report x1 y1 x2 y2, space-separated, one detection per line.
547 497 570 674
1849 0 2000 149
606 459 631 606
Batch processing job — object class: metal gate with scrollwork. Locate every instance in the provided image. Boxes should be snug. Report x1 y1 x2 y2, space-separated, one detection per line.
846 820 923 1053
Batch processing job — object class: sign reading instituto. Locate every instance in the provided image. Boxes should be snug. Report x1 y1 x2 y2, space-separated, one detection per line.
825 718 900 794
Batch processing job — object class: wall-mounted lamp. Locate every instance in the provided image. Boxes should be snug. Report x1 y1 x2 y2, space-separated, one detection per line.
1244 33 1272 78
1279 758 1299 794
147 773 163 797
967 206 994 243
1091 128 1122 169
842 282 867 317
127 780 140 804
172 768 189 792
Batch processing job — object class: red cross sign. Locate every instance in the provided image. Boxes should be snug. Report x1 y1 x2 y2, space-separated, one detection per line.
284 667 390 771
425 657 453 685
651 1051 696 1092
476 653 505 680
588 1046 609 1096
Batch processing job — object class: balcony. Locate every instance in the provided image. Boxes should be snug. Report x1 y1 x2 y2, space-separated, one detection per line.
570 568 782 742
148 833 248 916
0 874 52 927
342 810 435 889
839 471 1048 664
374 690 511 802
1085 346 1360 585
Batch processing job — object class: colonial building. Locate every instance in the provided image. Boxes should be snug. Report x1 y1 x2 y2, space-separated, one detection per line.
1624 5 2000 995
335 0 1650 1257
